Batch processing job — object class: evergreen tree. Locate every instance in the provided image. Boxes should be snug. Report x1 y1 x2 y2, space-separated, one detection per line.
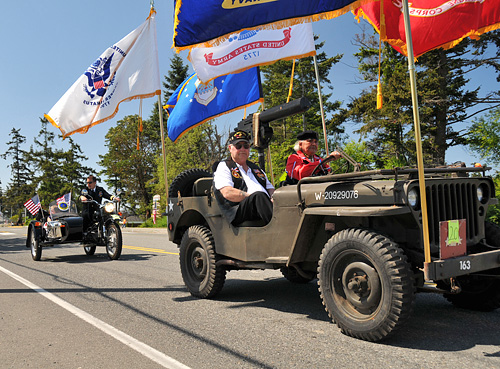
99 115 159 215
28 118 65 206
468 106 500 166
260 36 343 180
22 118 96 207
1 128 34 215
60 137 96 195
164 54 190 98
334 28 500 167
152 54 225 211
150 54 191 133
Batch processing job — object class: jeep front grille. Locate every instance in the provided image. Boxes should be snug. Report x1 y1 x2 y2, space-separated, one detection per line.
425 182 479 246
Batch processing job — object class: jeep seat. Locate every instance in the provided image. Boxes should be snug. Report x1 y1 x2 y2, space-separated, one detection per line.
192 177 213 196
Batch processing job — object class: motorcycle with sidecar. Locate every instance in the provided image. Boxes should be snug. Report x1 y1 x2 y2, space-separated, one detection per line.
26 191 123 261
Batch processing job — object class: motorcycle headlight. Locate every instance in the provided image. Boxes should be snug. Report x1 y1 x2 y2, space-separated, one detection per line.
408 188 419 209
104 202 115 213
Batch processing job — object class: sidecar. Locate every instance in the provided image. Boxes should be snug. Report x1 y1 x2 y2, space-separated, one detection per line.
26 200 83 260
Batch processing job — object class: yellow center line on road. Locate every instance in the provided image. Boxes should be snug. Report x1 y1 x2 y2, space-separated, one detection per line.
124 245 179 255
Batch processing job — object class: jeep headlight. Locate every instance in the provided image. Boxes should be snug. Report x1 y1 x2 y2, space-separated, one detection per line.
477 183 489 204
477 186 484 203
408 188 419 209
104 202 115 213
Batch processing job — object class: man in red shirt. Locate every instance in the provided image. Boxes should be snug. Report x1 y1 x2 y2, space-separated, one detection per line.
285 130 341 184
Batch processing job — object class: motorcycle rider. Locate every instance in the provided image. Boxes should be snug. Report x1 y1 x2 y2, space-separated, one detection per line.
80 175 120 231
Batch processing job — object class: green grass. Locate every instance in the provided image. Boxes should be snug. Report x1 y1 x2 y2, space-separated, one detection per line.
139 216 167 228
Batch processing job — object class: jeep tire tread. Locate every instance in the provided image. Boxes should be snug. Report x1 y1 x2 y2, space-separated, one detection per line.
318 228 415 342
168 169 211 198
179 225 226 298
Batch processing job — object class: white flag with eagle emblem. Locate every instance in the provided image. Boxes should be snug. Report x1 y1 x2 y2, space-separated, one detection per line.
45 11 161 138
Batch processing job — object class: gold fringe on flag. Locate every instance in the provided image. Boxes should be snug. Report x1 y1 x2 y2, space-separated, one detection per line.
376 0 384 110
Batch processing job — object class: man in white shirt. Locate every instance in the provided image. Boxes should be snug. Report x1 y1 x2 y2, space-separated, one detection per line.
213 130 275 226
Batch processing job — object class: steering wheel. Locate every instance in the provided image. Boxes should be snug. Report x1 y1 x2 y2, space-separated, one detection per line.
311 154 351 176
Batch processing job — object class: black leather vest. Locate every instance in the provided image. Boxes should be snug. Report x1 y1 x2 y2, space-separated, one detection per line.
214 159 268 222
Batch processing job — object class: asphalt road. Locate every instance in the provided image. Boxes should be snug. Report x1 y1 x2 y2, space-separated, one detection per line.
1 226 500 369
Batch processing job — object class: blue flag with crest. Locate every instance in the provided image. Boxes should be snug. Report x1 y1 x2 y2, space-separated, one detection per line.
165 67 262 142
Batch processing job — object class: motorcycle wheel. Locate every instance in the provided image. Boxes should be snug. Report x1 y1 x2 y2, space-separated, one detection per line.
30 226 42 261
106 222 122 260
84 246 96 256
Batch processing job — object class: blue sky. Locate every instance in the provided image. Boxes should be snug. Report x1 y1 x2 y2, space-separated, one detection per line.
0 0 497 191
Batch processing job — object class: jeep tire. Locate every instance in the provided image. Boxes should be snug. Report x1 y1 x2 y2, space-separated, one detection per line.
179 225 226 298
168 169 211 198
318 228 415 341
280 266 315 283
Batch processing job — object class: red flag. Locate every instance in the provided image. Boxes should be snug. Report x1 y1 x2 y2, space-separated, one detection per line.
354 0 500 58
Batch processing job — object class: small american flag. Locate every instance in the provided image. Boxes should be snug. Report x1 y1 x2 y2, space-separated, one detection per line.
56 192 71 205
24 194 41 216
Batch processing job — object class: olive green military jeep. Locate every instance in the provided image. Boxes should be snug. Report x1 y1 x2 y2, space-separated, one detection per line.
166 99 500 342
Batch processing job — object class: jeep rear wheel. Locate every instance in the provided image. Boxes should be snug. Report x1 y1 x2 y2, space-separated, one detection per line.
444 276 500 311
318 228 415 342
179 225 226 298
280 266 315 284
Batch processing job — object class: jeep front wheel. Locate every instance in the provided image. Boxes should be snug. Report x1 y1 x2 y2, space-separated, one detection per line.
318 228 415 342
179 225 226 298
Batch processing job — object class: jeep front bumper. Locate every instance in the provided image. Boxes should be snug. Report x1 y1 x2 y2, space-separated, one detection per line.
424 249 500 280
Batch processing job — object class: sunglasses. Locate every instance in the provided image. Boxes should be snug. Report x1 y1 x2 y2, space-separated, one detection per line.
86 181 94 184
234 142 250 150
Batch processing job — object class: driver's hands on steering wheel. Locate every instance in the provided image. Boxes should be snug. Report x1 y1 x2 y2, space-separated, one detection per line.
328 150 342 160
319 150 342 171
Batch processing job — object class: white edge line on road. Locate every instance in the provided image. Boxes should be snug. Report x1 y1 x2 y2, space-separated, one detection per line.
0 265 191 369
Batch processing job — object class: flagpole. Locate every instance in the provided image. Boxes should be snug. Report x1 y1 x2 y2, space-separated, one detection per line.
313 55 329 156
158 95 169 203
401 1 432 270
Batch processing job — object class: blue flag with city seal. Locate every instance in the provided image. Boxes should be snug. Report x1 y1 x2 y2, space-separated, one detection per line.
164 67 263 142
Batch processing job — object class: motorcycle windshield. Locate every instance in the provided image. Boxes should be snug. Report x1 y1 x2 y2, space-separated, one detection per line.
48 200 79 219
